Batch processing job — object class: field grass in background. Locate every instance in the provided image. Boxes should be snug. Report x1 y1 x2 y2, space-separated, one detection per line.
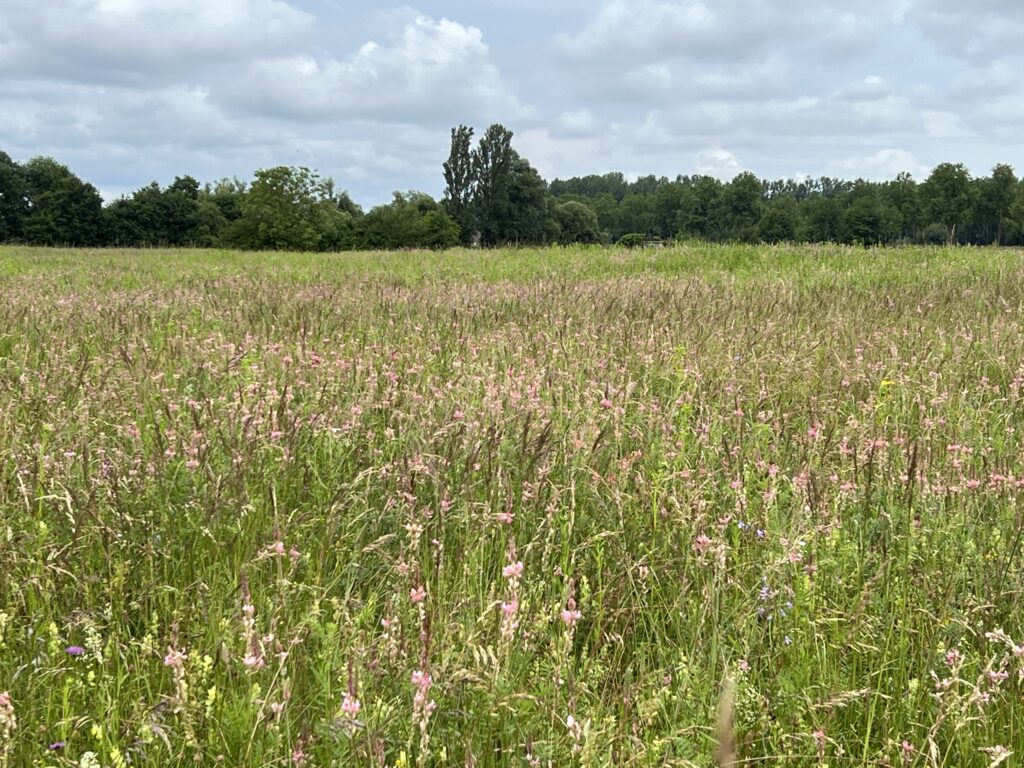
2 243 1024 766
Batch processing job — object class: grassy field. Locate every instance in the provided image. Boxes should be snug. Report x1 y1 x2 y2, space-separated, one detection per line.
2 243 1024 767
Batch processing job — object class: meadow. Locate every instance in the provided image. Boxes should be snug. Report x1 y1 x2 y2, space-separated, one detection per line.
2 243 1024 767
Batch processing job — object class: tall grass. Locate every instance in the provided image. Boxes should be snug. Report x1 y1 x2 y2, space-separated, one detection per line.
1 243 1024 766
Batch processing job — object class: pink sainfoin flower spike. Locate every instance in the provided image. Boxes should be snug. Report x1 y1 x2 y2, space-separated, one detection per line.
693 534 713 555
0 692 15 740
341 692 361 717
164 646 187 670
410 584 427 604
240 577 266 670
500 545 524 640
502 561 524 581
164 645 188 702
561 579 582 629
900 740 915 766
812 730 826 759
411 668 436 730
341 659 361 718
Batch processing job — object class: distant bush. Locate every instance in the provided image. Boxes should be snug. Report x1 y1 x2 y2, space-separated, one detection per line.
923 222 949 245
617 232 645 248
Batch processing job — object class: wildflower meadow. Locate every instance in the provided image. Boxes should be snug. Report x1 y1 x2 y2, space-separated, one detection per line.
2 243 1024 767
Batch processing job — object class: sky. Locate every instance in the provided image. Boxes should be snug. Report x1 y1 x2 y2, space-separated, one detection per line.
1 0 1022 207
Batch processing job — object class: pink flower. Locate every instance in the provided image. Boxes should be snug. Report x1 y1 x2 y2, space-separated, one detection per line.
243 653 265 669
502 599 519 617
502 561 524 580
812 729 827 751
561 609 582 628
410 585 427 604
692 534 713 554
988 669 1010 686
164 646 187 669
340 693 361 717
900 740 916 766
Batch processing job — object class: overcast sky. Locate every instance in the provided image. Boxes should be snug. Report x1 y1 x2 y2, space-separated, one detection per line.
1 0 1021 206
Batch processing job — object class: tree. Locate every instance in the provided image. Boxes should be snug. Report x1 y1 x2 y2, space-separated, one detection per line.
681 176 724 239
591 193 620 241
0 151 27 241
617 194 655 238
162 176 202 245
801 196 844 242
653 182 691 238
100 176 205 246
978 164 1017 245
715 172 763 242
843 181 884 245
442 125 476 245
1009 182 1024 246
883 172 923 242
757 196 799 243
922 162 975 244
21 157 103 246
471 124 516 245
361 192 459 249
203 178 247 224
555 201 601 244
443 123 551 246
503 157 551 245
221 166 344 251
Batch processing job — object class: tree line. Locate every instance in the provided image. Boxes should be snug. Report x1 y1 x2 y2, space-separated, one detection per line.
3 125 1024 249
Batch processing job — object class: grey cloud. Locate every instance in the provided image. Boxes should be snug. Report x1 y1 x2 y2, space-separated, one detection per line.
0 0 314 84
911 0 1024 61
556 0 899 68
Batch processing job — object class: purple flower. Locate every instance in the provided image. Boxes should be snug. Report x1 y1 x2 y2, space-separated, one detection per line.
49 741 67 750
65 645 85 656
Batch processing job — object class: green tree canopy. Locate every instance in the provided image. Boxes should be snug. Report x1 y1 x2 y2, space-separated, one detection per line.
555 200 602 244
21 156 103 246
362 192 460 250
221 166 350 251
0 151 28 241
923 162 975 244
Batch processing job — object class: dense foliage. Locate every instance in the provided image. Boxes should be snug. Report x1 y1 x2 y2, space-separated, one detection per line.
3 244 1024 767
3 127 1024 249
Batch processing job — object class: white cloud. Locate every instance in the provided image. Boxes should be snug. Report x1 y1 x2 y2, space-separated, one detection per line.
556 0 899 68
827 148 928 180
0 0 314 82
515 128 604 180
237 14 529 125
921 110 974 139
694 148 743 178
